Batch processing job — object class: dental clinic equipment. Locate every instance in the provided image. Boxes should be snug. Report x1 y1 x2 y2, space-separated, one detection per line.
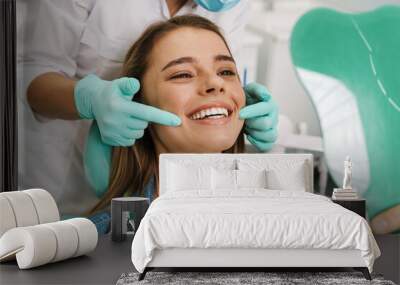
291 5 400 227
0 189 98 269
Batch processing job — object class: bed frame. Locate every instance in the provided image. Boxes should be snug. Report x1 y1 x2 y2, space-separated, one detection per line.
138 154 371 281
141 248 371 280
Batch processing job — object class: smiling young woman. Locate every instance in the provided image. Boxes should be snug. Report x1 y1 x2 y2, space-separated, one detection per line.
90 15 245 213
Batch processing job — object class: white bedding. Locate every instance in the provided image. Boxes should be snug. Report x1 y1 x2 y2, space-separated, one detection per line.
131 190 380 273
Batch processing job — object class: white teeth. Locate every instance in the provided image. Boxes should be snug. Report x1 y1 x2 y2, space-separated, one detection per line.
190 107 229 120
211 114 225 119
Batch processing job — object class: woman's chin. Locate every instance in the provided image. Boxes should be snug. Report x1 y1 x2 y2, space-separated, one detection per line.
186 136 236 153
180 124 241 152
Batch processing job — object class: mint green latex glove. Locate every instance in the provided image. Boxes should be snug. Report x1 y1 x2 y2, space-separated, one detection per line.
239 82 279 152
83 121 112 197
74 74 181 146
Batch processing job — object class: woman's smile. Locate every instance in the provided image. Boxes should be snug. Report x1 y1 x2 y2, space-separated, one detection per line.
187 110 233 125
185 100 235 125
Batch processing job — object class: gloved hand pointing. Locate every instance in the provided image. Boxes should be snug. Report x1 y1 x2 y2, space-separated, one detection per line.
240 82 279 152
74 74 181 146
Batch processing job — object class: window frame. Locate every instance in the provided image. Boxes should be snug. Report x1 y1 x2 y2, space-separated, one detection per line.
0 0 17 192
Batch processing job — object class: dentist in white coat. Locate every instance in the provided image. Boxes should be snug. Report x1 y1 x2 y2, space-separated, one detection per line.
20 0 279 215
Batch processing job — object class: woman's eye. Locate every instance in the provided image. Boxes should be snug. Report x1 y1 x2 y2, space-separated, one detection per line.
169 73 193 80
218 69 236 76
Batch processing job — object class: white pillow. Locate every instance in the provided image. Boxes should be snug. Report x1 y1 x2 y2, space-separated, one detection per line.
236 169 268 189
211 168 268 190
212 168 237 190
167 162 212 191
237 159 307 191
266 168 306 191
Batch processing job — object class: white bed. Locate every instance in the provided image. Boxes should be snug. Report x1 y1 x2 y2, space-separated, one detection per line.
131 154 380 280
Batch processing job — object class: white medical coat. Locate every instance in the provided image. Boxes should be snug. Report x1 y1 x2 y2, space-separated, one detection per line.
18 0 249 215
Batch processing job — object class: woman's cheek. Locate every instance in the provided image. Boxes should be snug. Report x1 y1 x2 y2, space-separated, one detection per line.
232 85 246 111
156 84 192 115
233 87 246 129
151 124 192 153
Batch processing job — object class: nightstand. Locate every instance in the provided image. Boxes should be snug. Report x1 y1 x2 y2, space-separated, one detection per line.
332 198 366 218
111 197 149 242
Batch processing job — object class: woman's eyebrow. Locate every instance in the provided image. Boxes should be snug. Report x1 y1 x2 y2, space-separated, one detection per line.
162 57 195 71
214 54 235 63
161 54 235 72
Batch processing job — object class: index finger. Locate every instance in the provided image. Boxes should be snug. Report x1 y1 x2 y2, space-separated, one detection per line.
239 101 277 119
244 82 271 102
120 101 181 126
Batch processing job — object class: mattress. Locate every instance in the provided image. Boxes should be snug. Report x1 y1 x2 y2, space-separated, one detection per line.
131 190 380 273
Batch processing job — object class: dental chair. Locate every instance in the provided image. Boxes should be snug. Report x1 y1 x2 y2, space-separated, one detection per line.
290 4 400 223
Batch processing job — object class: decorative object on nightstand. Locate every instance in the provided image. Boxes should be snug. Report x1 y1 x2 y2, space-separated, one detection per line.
332 199 366 219
332 156 359 200
111 197 149 242
331 157 364 217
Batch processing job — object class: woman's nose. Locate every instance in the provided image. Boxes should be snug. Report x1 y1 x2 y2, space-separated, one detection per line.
202 74 225 95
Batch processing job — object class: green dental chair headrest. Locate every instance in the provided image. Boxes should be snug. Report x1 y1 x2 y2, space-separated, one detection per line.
290 5 400 220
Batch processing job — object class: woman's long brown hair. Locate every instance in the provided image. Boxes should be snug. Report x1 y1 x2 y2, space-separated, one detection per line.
90 15 245 213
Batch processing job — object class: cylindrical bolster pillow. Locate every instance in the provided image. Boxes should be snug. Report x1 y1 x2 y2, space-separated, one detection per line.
0 192 39 227
0 226 57 269
0 196 17 237
0 218 98 269
42 221 79 262
64 218 98 257
0 189 60 238
24 189 59 224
